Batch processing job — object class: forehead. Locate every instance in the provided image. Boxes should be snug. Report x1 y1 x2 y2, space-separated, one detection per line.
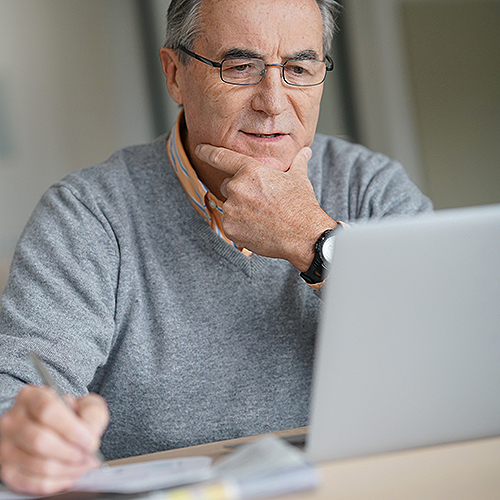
196 0 324 58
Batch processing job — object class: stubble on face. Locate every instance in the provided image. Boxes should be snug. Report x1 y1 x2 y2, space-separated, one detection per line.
177 0 325 191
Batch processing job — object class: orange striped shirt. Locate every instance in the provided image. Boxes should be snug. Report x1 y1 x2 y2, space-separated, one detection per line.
167 112 251 257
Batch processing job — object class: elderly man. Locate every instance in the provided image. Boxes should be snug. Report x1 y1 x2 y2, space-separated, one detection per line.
0 0 431 494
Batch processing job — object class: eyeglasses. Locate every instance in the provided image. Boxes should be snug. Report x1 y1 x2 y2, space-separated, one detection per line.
178 46 334 87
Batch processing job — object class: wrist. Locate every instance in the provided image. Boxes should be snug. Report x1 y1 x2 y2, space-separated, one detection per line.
300 222 345 284
289 213 337 271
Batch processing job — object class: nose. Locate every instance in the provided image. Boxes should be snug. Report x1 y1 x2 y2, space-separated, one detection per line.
250 65 288 116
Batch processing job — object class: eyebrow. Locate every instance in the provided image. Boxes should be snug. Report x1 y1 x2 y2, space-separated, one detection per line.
291 49 320 61
222 48 262 59
220 48 321 61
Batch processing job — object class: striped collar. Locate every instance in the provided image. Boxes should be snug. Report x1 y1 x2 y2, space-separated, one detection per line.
167 112 251 256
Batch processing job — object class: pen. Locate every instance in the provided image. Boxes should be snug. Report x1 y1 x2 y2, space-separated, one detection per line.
29 352 108 468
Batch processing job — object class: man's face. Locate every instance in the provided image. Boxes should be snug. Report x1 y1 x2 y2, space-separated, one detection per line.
170 0 325 173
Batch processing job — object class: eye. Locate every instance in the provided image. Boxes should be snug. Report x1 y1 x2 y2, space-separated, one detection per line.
286 62 312 76
231 63 251 72
221 58 264 84
224 59 259 73
284 59 325 85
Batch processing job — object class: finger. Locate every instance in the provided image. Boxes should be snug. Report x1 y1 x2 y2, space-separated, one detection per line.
220 177 230 200
74 393 110 439
0 450 93 497
0 438 98 485
1 407 94 465
1 465 78 497
195 144 255 175
18 386 97 453
288 147 312 173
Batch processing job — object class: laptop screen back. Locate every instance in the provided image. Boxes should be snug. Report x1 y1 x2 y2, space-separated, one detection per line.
306 205 500 463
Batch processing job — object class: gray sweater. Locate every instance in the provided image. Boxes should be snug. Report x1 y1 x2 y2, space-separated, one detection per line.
0 133 432 460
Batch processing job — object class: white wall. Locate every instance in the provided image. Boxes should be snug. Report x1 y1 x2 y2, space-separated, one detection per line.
0 0 154 265
343 0 500 209
401 0 500 209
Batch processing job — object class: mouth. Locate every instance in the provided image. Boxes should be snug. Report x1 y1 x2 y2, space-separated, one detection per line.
236 131 292 170
242 131 286 140
250 133 281 138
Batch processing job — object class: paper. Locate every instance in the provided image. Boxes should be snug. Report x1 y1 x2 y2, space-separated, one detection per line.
0 456 212 499
74 456 212 493
0 435 317 500
213 434 307 479
0 487 32 500
151 466 319 500
149 435 319 500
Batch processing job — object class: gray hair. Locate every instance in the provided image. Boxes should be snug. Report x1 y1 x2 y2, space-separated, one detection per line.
164 0 342 64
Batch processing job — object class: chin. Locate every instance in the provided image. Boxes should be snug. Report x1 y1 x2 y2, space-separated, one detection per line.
254 156 291 172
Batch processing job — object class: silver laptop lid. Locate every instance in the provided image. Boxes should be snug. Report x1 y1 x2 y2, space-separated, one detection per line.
306 204 500 463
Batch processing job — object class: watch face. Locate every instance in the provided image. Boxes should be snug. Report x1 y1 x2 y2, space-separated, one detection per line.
322 235 335 264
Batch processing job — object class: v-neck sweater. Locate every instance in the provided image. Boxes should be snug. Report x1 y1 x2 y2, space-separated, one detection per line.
0 133 432 459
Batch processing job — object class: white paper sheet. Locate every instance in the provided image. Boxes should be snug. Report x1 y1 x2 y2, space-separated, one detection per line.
0 435 317 500
74 456 212 493
0 456 212 499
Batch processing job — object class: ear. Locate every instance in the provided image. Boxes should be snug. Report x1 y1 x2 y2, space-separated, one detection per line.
159 47 184 105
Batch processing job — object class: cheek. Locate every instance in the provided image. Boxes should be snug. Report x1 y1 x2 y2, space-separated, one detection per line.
295 92 322 140
183 89 247 148
188 83 246 127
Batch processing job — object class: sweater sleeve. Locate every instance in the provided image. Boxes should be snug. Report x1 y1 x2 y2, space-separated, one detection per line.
310 135 433 222
351 154 433 220
0 182 119 405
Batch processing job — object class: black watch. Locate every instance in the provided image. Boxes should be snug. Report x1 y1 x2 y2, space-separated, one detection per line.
300 225 342 284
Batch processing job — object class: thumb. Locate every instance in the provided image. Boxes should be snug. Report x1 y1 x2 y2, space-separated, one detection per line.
288 147 312 174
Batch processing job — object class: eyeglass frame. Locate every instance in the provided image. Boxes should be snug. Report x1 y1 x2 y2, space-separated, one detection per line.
177 46 334 87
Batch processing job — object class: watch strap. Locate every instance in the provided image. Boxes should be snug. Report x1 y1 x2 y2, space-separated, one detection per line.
300 223 344 285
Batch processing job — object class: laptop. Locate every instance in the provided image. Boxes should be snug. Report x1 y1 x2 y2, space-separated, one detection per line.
305 204 500 463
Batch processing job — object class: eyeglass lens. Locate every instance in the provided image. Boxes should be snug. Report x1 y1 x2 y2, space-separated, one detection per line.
220 58 327 86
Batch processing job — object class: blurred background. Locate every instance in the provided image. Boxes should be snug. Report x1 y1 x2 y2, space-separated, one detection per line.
1 0 499 291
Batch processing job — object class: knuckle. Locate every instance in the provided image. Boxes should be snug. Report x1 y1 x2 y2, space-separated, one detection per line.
210 147 227 166
226 176 245 198
20 386 56 422
35 396 58 424
36 458 59 477
18 384 43 405
0 433 14 455
0 441 8 464
30 429 51 455
223 179 236 198
0 464 16 490
78 394 110 435
241 162 258 174
221 202 236 221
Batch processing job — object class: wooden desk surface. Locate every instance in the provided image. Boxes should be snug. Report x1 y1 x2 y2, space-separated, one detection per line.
109 430 500 500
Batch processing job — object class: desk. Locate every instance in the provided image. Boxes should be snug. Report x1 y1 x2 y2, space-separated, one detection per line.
109 429 500 500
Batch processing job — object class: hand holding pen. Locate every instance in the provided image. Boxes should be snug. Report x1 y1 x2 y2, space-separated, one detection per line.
0 353 109 496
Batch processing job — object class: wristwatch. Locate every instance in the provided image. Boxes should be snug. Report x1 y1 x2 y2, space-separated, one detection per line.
300 224 343 284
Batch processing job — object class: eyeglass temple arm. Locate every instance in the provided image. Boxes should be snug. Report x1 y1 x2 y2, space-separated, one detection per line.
178 46 222 68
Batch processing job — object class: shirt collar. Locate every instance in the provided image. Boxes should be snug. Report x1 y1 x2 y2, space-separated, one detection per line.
167 112 251 256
